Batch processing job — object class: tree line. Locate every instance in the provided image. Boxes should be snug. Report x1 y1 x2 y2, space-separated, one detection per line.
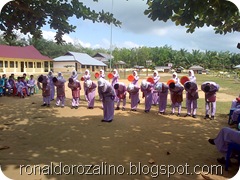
0 35 240 71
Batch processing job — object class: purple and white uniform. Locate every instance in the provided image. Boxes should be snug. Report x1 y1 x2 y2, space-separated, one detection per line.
98 78 116 121
152 70 160 105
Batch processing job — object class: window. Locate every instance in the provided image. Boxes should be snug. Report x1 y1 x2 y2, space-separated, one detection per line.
15 61 18 68
96 66 99 69
10 61 14 68
0 61 3 68
82 65 85 68
87 65 90 68
37 62 41 68
25 62 28 68
50 61 53 68
28 62 33 68
5 61 8 68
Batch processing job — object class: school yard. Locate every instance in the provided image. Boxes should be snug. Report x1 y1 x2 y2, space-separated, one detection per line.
0 72 239 180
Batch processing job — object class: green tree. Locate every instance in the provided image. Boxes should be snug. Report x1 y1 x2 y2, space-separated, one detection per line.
0 0 121 44
144 0 240 34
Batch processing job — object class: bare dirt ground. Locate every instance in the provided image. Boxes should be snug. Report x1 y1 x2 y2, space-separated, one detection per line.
0 77 238 180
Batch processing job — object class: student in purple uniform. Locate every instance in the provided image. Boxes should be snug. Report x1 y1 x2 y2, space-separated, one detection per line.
155 82 169 115
48 71 55 100
169 82 184 116
184 81 199 118
68 77 81 109
83 69 91 101
201 81 220 120
98 78 116 122
141 80 153 113
152 70 160 105
128 71 140 111
37 75 51 107
114 82 127 111
85 80 97 109
53 77 66 108
111 69 119 87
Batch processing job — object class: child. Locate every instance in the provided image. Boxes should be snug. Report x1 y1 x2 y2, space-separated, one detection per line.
201 81 220 120
98 78 116 122
53 77 66 108
127 83 140 111
172 72 180 85
71 70 78 82
15 77 25 98
169 82 184 116
0 75 4 96
27 75 35 95
155 82 169 115
140 80 153 113
111 69 119 87
68 77 81 109
184 81 199 118
83 69 91 101
114 82 127 111
128 71 140 111
85 80 97 109
99 69 105 78
37 75 51 107
48 71 55 100
152 70 160 105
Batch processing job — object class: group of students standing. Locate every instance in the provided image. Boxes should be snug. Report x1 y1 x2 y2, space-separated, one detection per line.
35 68 221 123
117 70 220 119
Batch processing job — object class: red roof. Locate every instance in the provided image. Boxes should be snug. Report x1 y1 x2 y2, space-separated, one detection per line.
0 45 52 60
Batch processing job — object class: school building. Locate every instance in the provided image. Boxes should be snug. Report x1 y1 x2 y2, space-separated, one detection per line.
53 51 107 73
0 45 53 74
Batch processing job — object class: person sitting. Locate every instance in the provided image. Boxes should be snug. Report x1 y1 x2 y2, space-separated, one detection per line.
208 127 240 164
230 94 240 109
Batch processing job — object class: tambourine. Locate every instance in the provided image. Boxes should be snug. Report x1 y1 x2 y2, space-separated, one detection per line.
80 76 84 81
95 72 100 78
147 77 154 84
180 76 190 85
127 74 134 82
166 79 175 85
108 73 114 79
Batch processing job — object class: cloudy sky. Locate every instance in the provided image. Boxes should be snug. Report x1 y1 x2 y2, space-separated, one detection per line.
16 0 240 53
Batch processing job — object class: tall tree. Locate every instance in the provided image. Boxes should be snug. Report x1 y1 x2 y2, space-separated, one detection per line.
144 0 240 34
0 0 121 44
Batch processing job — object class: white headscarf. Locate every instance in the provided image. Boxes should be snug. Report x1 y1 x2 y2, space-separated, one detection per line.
85 69 90 76
153 70 158 77
98 78 107 92
85 80 92 88
48 71 53 77
141 80 149 89
155 82 163 92
188 70 196 83
57 72 63 80
100 69 104 74
133 70 138 77
127 83 135 92
173 72 178 78
189 70 194 77
113 69 119 77
71 70 78 81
